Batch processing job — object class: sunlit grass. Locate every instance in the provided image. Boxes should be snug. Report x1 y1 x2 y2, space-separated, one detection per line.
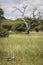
0 32 43 65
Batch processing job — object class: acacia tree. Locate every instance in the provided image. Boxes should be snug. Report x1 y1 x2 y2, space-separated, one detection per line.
13 6 30 33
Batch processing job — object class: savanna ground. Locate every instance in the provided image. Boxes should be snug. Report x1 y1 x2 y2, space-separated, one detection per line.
0 32 43 65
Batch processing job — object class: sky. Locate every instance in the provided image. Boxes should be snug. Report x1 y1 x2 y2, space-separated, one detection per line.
0 0 43 20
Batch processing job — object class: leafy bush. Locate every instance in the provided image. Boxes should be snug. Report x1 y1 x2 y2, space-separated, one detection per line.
0 27 9 37
11 23 26 32
35 28 39 32
2 25 12 31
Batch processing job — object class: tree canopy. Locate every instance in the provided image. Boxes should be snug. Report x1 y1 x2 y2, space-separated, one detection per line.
0 8 4 16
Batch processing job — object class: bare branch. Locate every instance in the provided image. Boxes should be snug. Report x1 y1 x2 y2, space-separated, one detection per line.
32 8 37 19
13 7 23 13
13 5 27 17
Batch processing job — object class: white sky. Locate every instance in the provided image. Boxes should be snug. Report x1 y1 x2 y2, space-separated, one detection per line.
0 0 43 20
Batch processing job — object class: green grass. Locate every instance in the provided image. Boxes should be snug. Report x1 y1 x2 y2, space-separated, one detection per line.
0 32 43 65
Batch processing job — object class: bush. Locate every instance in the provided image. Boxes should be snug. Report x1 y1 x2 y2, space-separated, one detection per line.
0 27 9 37
2 25 12 31
11 22 26 32
35 28 39 32
14 23 26 32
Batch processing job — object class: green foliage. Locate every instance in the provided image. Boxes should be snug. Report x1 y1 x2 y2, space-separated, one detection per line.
0 8 5 25
40 20 43 31
1 20 14 31
0 8 4 16
2 25 12 31
12 22 26 32
0 27 9 37
24 17 32 23
0 8 9 37
35 27 39 32
1 17 43 33
11 19 26 32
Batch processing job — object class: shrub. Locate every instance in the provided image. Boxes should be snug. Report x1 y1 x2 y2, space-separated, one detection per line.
0 27 9 37
35 28 39 32
2 25 12 31
14 23 26 32
11 22 26 32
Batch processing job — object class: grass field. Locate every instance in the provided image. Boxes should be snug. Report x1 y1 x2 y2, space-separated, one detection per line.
0 32 43 65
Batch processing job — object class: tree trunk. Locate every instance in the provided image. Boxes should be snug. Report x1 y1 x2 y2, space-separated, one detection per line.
26 24 31 34
22 18 30 34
